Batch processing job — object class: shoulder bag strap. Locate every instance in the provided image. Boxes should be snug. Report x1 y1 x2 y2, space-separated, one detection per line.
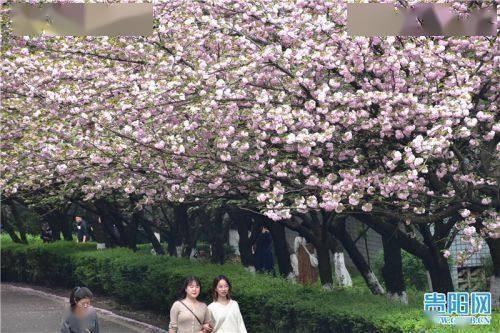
179 301 203 326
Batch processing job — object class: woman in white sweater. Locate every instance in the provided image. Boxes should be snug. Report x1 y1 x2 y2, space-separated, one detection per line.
207 275 247 333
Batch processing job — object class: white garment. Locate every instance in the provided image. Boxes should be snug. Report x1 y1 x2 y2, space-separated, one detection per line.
208 300 247 333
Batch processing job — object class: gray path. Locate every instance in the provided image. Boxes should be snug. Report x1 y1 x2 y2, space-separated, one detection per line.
1 284 164 333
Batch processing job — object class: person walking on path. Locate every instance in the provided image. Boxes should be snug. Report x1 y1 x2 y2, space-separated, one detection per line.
168 276 213 333
207 275 246 333
253 226 274 274
60 286 99 333
75 216 89 243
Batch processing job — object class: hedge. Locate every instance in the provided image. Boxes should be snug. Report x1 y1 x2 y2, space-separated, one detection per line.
1 239 498 333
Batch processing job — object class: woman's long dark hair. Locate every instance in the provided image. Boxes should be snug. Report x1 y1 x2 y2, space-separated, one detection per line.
69 286 93 311
212 275 232 302
179 276 202 300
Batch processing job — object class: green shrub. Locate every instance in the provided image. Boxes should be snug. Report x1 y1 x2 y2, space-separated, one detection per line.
1 238 498 333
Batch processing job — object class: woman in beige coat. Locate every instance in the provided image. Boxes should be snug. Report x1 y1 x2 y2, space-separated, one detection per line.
168 276 214 333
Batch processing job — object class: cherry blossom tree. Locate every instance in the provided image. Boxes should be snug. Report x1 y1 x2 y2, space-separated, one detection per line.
1 0 498 301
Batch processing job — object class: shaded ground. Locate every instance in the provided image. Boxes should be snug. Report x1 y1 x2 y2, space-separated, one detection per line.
1 283 167 333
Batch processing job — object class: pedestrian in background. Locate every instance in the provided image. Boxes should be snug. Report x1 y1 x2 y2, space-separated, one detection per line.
75 216 89 243
41 223 53 243
253 225 274 274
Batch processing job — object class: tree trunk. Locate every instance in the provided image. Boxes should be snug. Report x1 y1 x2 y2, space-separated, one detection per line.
328 237 352 287
94 200 121 245
135 212 165 255
46 214 62 241
211 240 225 264
316 242 334 290
205 208 226 264
313 212 335 290
183 215 201 259
485 237 499 307
267 219 293 277
166 232 177 256
173 205 189 257
1 214 23 243
382 234 407 304
424 255 454 294
101 217 122 247
113 217 136 251
58 212 73 241
418 224 454 294
330 218 385 295
8 202 27 244
234 211 255 272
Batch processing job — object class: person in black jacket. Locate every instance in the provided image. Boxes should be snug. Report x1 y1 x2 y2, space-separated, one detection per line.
41 223 53 243
252 226 274 274
90 217 107 249
75 216 89 243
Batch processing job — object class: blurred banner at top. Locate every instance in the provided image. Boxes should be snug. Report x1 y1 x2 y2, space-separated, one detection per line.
347 3 497 36
12 3 152 36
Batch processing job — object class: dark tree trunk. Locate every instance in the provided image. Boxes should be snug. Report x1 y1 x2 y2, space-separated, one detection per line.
267 219 293 277
46 214 62 241
148 229 165 255
127 218 139 251
114 217 136 251
58 212 73 241
183 214 201 258
209 209 226 265
136 213 165 255
310 212 334 288
1 212 23 243
233 210 255 269
172 205 190 257
8 202 27 244
95 199 136 250
484 237 500 307
166 232 177 256
100 216 123 247
211 239 225 264
382 233 407 302
316 241 334 288
485 237 500 277
418 224 454 293
329 218 385 295
423 256 454 293
311 212 334 289
183 233 197 258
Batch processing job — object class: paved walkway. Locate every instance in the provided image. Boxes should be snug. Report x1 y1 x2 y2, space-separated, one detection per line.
1 284 166 333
